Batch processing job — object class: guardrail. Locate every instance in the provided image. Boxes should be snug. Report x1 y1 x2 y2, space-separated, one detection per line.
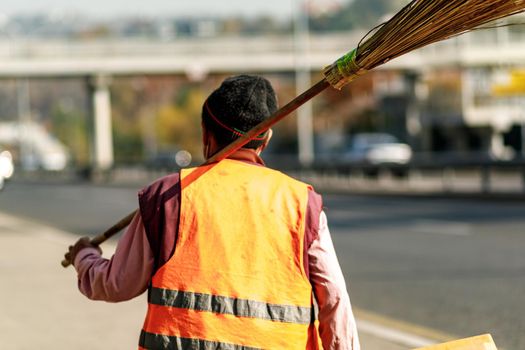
260 153 525 195
10 157 525 197
290 158 525 197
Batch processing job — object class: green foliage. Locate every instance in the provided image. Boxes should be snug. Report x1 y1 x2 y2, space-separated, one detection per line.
112 127 144 163
50 105 89 166
110 82 145 163
155 86 205 158
110 78 206 163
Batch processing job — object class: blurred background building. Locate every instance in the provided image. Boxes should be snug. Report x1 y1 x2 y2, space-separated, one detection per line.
0 0 523 175
1 2 524 349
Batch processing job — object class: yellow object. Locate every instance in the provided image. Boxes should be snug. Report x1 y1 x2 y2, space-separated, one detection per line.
493 70 525 96
414 334 497 350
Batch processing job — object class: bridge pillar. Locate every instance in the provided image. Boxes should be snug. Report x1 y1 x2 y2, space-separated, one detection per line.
90 74 114 172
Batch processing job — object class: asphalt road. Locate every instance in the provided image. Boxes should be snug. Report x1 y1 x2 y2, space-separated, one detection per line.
1 180 524 349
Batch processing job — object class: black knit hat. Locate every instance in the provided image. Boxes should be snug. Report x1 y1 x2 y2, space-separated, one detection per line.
202 75 278 149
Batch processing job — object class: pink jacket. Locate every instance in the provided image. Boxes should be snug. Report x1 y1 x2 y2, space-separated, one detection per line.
74 150 360 349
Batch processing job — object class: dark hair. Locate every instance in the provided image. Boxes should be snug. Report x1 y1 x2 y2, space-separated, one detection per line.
202 75 278 149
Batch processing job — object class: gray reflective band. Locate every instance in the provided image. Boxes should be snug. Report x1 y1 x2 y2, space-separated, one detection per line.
149 287 313 325
139 331 261 350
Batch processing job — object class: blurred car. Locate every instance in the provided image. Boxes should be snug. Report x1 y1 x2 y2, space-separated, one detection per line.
146 149 193 171
0 150 14 190
343 133 412 165
20 150 69 171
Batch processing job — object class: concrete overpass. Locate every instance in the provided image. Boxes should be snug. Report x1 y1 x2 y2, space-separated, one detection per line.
2 31 525 77
2 28 525 169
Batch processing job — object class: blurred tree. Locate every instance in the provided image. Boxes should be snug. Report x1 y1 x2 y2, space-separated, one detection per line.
75 25 112 39
222 18 244 35
155 85 205 158
111 80 145 163
50 105 89 166
0 80 19 121
425 69 462 117
110 77 207 164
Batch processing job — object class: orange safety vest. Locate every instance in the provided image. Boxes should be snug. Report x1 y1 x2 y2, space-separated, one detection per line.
140 159 320 349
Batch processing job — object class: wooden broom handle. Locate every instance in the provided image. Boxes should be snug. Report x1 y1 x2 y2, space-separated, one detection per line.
61 210 138 267
61 78 330 268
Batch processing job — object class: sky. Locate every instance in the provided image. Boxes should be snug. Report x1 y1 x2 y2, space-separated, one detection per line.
0 0 319 19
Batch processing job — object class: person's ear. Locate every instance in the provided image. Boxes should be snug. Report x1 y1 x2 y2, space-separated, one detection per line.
256 129 273 154
202 123 211 159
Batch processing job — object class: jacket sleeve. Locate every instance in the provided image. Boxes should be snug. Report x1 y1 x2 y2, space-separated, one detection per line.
74 211 155 302
309 211 361 350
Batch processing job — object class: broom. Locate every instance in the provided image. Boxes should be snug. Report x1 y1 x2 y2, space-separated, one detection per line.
62 0 525 267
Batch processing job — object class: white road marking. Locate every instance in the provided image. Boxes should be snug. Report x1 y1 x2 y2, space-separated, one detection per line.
358 319 437 348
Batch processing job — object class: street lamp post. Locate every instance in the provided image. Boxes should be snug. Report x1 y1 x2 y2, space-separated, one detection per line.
294 0 314 167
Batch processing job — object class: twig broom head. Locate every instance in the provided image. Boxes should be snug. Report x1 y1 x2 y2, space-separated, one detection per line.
324 0 525 89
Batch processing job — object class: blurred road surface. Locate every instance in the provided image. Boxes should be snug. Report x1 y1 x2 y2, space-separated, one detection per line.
0 180 523 349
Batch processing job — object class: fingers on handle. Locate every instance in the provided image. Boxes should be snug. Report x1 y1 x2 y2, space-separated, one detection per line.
90 236 106 247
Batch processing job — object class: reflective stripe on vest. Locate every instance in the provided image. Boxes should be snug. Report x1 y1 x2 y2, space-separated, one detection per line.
141 160 317 349
139 330 262 350
148 287 313 324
